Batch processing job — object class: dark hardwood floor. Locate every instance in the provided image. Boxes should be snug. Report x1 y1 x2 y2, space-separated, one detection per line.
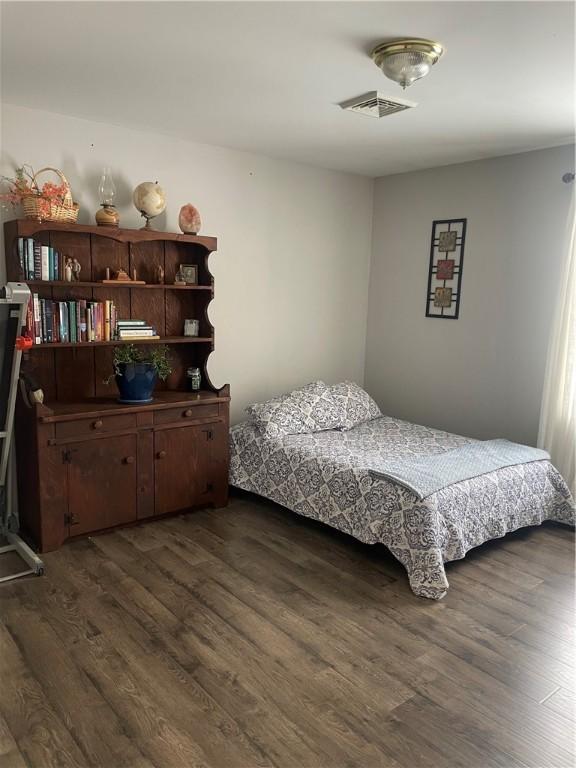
1 492 574 768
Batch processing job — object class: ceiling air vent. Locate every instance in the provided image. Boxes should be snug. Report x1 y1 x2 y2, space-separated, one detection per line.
339 91 417 118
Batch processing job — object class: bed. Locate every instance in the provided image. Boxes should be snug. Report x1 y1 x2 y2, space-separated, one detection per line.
229 414 575 599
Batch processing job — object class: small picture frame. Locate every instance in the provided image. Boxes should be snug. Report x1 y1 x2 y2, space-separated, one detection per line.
438 230 457 252
434 287 453 308
178 264 198 285
436 259 455 280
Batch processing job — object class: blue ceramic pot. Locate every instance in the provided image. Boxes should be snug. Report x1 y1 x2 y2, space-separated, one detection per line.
115 362 158 404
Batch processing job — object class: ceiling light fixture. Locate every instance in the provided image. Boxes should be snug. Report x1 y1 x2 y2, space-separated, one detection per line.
372 39 444 89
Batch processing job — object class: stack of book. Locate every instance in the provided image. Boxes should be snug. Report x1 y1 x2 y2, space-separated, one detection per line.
18 237 63 281
25 295 118 344
115 320 159 340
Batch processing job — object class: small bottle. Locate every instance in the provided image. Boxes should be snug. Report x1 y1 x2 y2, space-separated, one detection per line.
187 366 201 391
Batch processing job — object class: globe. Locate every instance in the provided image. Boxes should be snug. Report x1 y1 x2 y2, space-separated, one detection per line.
133 181 166 229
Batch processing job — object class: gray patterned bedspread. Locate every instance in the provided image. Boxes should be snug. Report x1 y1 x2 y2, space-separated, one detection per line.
229 416 575 599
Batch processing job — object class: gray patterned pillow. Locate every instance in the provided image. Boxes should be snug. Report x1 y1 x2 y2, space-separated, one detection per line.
246 381 341 438
328 381 382 430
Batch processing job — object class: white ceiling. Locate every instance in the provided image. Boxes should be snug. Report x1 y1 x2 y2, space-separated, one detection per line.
1 1 574 177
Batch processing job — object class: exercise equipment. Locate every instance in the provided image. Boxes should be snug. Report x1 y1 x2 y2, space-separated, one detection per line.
0 282 44 582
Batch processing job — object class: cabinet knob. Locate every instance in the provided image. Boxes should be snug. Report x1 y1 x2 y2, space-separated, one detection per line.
92 419 103 430
156 450 167 459
184 409 193 418
123 456 135 464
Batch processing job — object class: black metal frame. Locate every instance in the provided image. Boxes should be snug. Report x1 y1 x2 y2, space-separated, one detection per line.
425 218 467 319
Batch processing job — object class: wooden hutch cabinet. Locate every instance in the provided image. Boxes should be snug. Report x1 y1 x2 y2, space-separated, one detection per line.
4 219 229 552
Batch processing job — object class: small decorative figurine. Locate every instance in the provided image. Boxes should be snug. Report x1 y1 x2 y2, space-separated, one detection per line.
64 257 73 282
179 203 202 235
102 268 145 285
112 269 131 282
71 258 82 282
155 264 164 284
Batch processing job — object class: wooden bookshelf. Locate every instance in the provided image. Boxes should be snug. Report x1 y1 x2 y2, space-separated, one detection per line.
9 218 217 250
4 219 230 552
27 280 213 291
4 219 220 398
31 336 213 349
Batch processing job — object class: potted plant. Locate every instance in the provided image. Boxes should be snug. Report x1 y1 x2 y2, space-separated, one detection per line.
107 345 172 403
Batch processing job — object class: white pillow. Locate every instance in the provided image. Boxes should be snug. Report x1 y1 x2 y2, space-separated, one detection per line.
246 381 341 438
327 381 382 430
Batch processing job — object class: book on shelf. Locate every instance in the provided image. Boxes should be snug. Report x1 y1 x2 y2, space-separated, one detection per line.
44 301 54 343
17 237 63 281
117 327 157 338
23 300 165 346
24 294 34 342
115 318 158 340
26 297 118 345
41 245 50 281
21 238 28 279
17 238 24 278
27 239 34 280
38 297 46 342
70 302 78 344
116 319 148 327
86 304 93 342
33 294 41 344
33 242 42 280
118 334 161 340
58 301 69 343
95 304 103 341
79 299 87 342
105 300 116 341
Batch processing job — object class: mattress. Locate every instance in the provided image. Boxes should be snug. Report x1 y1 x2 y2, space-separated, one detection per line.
229 416 575 599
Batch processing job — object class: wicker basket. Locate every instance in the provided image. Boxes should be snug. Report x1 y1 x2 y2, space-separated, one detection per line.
21 166 79 223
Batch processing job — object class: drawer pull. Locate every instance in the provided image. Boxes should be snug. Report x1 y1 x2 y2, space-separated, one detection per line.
123 456 135 464
184 409 193 418
156 450 167 459
92 419 103 430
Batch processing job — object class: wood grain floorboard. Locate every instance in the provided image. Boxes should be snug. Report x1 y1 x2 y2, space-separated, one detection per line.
0 711 28 768
0 492 574 768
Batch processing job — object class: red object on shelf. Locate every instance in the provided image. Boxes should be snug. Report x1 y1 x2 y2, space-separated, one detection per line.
16 336 33 351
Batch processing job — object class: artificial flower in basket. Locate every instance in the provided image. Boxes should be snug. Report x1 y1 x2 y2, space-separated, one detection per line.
0 164 79 223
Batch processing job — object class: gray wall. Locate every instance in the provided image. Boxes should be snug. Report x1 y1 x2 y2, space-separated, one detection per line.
365 145 575 445
2 101 572 442
1 104 374 423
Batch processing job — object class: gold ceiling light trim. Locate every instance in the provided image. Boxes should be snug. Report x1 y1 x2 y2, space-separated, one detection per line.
372 38 445 89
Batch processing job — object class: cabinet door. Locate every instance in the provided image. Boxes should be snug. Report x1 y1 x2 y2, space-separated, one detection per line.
67 434 138 536
154 424 215 516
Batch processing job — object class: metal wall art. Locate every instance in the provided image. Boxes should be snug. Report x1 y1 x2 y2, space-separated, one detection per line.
425 218 467 319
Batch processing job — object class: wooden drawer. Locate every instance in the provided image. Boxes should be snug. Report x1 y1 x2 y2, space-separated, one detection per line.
55 413 137 439
154 403 219 425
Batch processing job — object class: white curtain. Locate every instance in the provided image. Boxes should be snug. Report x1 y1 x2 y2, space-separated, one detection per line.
538 196 576 497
